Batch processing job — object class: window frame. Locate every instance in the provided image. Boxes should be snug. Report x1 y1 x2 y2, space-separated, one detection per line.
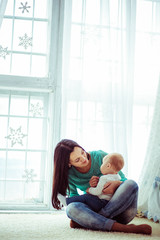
0 0 64 211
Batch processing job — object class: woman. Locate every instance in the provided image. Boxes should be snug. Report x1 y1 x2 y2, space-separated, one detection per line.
52 139 152 235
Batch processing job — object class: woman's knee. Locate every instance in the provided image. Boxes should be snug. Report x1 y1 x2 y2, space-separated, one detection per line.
124 179 139 192
66 202 80 218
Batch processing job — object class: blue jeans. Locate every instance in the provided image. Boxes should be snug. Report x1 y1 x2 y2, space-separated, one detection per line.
66 179 138 231
66 194 108 212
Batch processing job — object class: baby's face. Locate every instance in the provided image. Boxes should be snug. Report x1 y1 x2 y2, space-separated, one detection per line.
100 158 111 175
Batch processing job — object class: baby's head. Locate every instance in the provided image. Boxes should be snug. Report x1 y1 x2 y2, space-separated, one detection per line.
100 153 124 175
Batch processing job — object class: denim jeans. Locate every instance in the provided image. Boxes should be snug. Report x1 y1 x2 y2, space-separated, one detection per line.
66 179 138 231
66 193 108 212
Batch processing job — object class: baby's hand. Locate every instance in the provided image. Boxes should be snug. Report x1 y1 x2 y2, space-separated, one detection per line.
89 176 99 187
86 188 90 194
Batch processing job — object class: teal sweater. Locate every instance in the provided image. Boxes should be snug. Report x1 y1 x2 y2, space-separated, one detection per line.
68 150 127 197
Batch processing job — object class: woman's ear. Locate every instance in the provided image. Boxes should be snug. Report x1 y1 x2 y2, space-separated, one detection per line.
68 163 71 168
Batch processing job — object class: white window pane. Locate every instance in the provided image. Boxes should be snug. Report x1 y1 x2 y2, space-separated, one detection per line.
31 55 47 77
28 119 44 149
5 0 14 15
32 22 47 53
0 94 9 115
0 151 6 179
0 182 5 200
26 152 42 179
0 19 13 48
7 151 25 179
0 117 8 148
34 0 48 18
10 95 29 116
25 182 42 201
5 182 24 200
0 55 11 74
11 54 30 76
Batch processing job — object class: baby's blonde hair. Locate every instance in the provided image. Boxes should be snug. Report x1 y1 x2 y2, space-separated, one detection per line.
103 153 124 172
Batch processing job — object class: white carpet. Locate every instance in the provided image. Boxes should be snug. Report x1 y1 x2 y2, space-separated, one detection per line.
0 211 160 240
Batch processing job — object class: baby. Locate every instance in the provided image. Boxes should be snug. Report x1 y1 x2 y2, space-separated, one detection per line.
58 153 124 212
87 152 124 200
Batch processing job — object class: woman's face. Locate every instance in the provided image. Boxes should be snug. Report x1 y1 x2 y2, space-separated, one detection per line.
69 147 89 168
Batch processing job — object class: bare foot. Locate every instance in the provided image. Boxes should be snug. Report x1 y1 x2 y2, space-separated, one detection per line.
70 220 84 229
70 220 152 235
112 222 152 235
127 224 152 235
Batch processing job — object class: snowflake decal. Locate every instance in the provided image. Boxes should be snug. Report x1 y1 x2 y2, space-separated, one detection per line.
5 126 27 147
19 33 32 49
19 2 31 13
0 45 9 59
29 102 43 117
22 169 37 183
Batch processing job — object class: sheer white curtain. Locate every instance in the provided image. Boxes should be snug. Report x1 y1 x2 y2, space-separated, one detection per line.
61 0 160 179
130 0 160 181
61 0 137 175
138 79 160 221
0 0 8 28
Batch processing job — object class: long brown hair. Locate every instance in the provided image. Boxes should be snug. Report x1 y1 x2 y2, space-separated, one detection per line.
51 139 88 209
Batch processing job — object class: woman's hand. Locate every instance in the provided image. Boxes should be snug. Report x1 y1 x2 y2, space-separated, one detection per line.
102 181 122 195
89 176 99 187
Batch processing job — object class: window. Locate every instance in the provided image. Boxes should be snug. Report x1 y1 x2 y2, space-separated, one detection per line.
0 0 48 77
0 91 49 206
0 0 57 210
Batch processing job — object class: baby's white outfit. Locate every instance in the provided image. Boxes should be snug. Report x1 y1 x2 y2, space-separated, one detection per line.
89 174 120 200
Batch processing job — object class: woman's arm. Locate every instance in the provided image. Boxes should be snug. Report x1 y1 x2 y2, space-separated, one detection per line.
102 181 122 195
